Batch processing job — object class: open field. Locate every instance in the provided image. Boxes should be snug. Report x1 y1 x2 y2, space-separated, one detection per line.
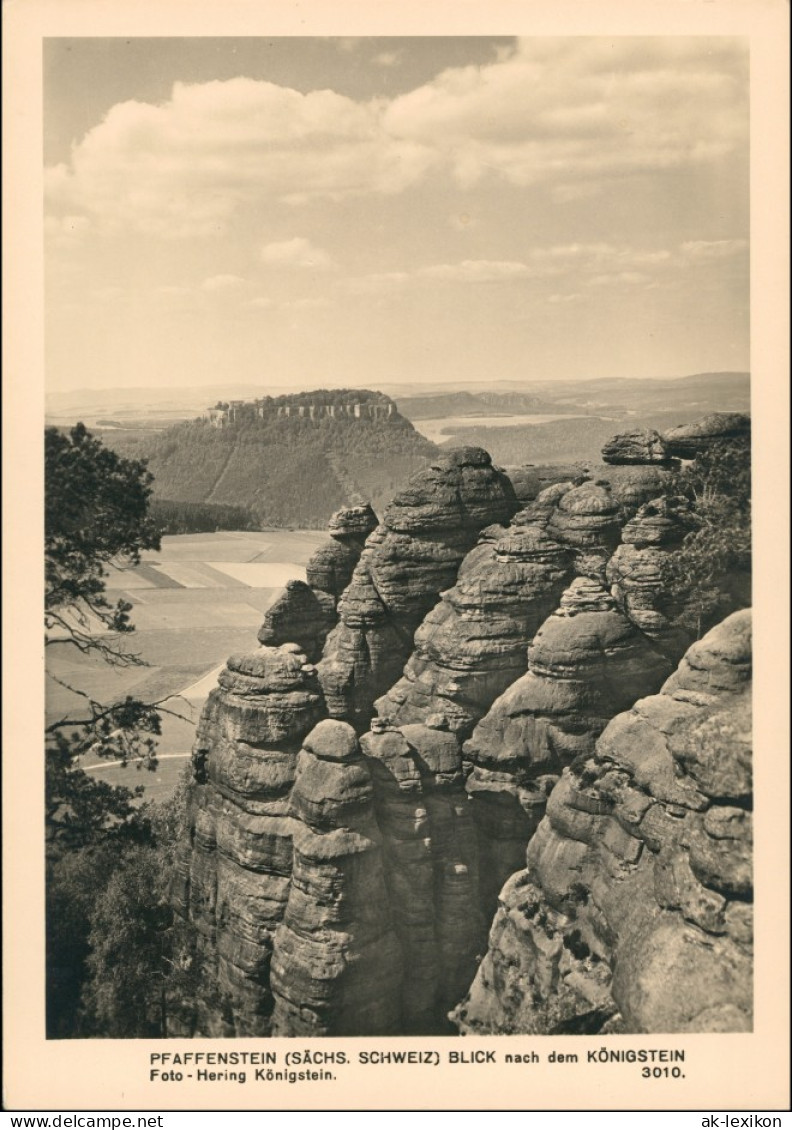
48 529 327 803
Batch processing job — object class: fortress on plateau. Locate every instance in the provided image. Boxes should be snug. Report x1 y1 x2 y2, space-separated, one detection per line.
202 390 396 428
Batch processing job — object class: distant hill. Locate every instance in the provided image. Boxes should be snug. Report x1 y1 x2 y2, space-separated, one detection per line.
542 372 750 415
46 372 750 426
394 390 582 420
395 372 750 424
107 390 439 529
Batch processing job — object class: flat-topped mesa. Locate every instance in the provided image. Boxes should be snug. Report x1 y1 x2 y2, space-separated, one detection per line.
463 576 674 920
606 496 697 657
269 720 403 1036
362 718 484 1031
374 522 573 739
172 644 325 1035
453 610 753 1036
317 448 518 729
204 389 398 427
601 428 677 466
662 412 751 459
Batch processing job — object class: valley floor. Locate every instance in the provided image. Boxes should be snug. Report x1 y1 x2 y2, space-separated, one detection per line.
46 529 327 802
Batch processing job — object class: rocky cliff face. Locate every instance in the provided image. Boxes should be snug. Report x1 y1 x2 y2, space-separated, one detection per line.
257 504 379 662
306 503 379 608
662 412 750 458
374 523 573 739
361 719 484 1032
601 428 677 466
605 496 696 658
452 610 752 1035
580 464 679 517
505 464 587 507
317 448 518 727
174 415 751 1037
463 576 677 919
270 720 403 1036
172 644 325 1034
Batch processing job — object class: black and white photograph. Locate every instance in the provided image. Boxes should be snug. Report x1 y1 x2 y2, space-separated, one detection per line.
3 1 789 1114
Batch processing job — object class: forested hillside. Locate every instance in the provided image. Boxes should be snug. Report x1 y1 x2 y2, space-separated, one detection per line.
395 372 749 422
111 397 438 528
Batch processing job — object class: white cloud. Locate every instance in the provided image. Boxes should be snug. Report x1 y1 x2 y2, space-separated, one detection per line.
374 51 403 68
587 271 652 287
414 245 676 285
530 242 616 261
681 239 748 260
201 274 245 291
44 40 746 238
244 296 275 309
420 259 532 282
529 244 672 280
260 237 334 269
342 236 742 300
45 214 91 249
45 78 436 236
384 37 747 189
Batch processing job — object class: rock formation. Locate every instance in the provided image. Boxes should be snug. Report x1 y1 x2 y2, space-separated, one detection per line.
172 644 325 1034
545 481 624 575
516 480 576 526
509 462 680 521
257 581 335 663
463 576 674 918
270 720 403 1036
601 428 674 466
173 412 752 1039
582 464 679 517
317 448 517 727
606 496 696 657
662 412 751 459
506 464 588 508
453 610 752 1035
362 719 485 1032
375 523 573 738
258 504 379 662
306 503 379 608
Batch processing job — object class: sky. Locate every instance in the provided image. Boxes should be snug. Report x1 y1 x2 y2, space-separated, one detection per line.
43 36 750 394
